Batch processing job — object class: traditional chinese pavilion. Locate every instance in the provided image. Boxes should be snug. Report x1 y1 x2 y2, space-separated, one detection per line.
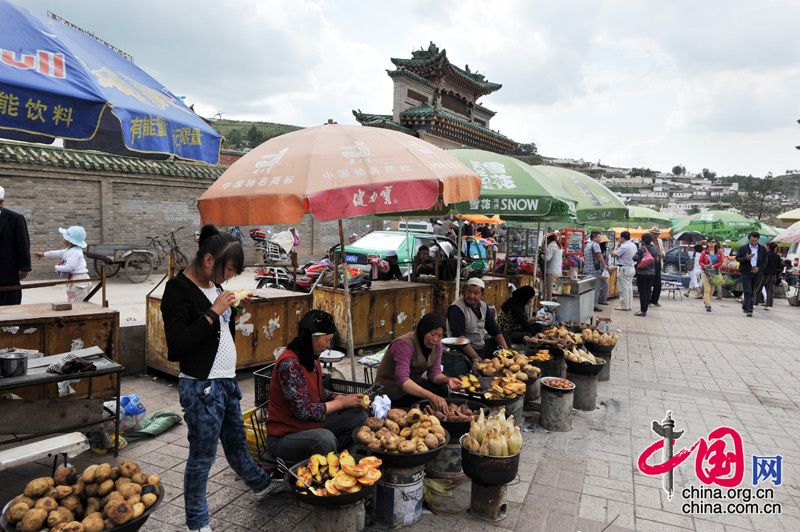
353 42 518 154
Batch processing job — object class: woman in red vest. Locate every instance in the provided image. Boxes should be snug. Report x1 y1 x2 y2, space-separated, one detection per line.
267 310 367 464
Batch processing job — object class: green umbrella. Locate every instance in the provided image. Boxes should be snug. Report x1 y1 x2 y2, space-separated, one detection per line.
449 149 575 220
758 223 780 237
672 210 759 240
528 165 629 223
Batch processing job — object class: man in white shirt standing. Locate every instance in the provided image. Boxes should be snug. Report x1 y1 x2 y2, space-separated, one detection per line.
544 232 562 301
613 231 637 311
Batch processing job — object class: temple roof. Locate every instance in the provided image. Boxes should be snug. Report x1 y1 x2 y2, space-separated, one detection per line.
351 110 417 135
386 68 437 89
0 141 224 178
398 104 515 145
390 42 501 96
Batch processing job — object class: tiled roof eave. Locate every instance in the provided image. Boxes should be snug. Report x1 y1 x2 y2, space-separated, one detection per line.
0 141 224 179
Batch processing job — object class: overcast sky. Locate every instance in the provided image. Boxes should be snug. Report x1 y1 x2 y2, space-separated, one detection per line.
22 0 800 176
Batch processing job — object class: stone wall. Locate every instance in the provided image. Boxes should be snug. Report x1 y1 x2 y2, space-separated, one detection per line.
0 161 373 280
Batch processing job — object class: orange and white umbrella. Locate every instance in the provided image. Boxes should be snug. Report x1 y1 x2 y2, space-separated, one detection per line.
198 124 480 225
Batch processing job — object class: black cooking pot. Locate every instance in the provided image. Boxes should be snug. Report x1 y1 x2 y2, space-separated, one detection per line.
459 434 520 486
583 341 615 355
351 427 449 469
565 356 606 376
285 458 376 509
449 389 521 408
412 398 489 441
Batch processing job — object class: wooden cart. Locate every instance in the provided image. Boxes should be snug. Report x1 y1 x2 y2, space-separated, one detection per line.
146 288 311 376
0 303 120 399
312 280 432 350
85 243 154 283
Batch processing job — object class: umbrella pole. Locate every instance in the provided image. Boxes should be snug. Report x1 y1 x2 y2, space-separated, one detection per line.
455 216 463 301
405 217 411 281
532 222 541 299
338 219 357 381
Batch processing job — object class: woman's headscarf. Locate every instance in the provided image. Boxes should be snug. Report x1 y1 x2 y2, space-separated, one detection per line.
415 313 446 355
502 285 536 313
287 310 337 371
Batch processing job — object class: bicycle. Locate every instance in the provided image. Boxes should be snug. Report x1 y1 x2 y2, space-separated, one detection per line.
124 227 189 283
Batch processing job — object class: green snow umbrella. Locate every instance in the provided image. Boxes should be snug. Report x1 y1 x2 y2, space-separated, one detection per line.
672 210 759 240
528 165 629 224
758 223 780 237
449 149 575 220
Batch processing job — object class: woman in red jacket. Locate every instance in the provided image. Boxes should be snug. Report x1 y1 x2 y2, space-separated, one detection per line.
267 310 367 464
698 239 724 311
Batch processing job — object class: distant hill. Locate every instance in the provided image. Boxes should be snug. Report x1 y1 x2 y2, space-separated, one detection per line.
211 119 302 151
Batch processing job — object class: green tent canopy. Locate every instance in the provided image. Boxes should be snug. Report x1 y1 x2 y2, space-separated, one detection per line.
672 210 759 240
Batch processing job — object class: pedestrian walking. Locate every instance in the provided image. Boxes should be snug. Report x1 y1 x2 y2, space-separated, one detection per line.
0 185 32 305
597 235 610 306
735 231 767 317
583 231 607 312
34 226 91 302
633 233 659 317
613 231 636 311
649 228 664 307
160 224 276 532
684 244 704 298
543 233 562 301
758 242 782 310
699 239 724 312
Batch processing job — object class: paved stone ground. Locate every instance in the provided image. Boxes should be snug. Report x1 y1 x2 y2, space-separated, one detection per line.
2 292 798 531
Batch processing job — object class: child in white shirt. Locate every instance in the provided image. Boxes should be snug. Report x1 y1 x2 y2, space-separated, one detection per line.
35 226 91 302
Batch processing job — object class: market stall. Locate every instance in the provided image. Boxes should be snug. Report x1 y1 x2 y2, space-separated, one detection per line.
0 302 120 399
312 280 432 350
416 276 510 317
146 288 311 376
552 275 597 323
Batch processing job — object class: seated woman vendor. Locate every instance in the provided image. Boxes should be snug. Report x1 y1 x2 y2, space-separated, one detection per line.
497 286 537 344
267 310 368 464
375 314 462 410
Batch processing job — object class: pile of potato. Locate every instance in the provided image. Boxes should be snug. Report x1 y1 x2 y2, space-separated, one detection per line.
581 327 619 346
3 460 160 532
355 408 446 454
473 349 541 382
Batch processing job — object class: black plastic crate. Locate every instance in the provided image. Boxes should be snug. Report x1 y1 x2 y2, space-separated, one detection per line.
253 363 275 406
255 365 383 406
325 378 383 399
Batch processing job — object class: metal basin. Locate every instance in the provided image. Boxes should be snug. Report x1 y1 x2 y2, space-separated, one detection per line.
459 434 520 486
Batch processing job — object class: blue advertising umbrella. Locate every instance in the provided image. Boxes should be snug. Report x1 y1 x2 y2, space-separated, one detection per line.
0 0 220 164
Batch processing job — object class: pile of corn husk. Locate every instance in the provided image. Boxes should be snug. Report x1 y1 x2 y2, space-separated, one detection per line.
461 409 522 457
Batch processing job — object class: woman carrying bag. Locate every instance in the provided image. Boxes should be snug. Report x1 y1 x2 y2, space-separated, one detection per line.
633 233 658 317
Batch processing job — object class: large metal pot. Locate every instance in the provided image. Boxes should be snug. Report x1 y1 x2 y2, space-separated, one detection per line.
459 434 520 486
0 351 27 378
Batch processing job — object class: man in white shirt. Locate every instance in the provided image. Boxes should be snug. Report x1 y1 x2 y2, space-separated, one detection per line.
544 233 562 301
613 231 637 311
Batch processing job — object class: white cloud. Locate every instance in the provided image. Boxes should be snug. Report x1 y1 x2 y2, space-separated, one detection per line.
19 0 800 175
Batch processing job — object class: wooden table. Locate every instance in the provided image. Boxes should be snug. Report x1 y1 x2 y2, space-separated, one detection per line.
147 288 311 376
312 281 432 349
0 303 119 399
0 346 124 456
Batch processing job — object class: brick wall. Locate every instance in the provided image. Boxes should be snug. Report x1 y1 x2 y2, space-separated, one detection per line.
1 161 373 280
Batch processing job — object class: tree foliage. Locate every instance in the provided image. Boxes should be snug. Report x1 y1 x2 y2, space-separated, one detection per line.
672 165 686 176
509 142 538 156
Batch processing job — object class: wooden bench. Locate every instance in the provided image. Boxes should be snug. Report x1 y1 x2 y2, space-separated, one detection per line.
0 432 89 472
